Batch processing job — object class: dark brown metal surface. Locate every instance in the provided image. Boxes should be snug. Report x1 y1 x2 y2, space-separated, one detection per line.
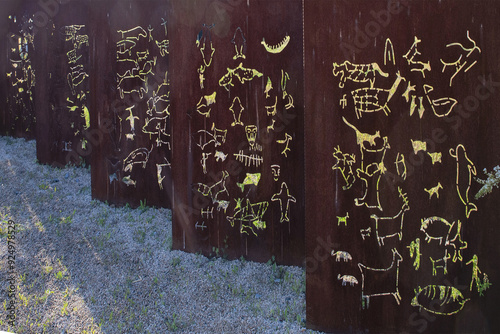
1 0 37 139
34 0 91 167
304 0 500 332
0 1 20 135
89 0 172 208
170 0 304 265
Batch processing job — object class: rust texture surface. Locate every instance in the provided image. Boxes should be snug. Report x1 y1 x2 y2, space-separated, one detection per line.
89 0 172 208
1 0 36 139
170 0 304 265
34 0 91 167
304 0 500 332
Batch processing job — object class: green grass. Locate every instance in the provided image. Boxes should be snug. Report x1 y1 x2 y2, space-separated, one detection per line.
166 313 181 331
134 227 146 243
60 209 76 224
139 199 148 213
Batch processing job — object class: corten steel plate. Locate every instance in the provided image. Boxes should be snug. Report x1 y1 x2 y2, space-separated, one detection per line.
34 0 91 167
304 0 500 333
1 0 37 139
170 0 304 265
89 0 172 208
0 0 20 135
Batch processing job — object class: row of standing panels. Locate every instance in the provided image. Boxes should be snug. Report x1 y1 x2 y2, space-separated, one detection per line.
89 0 172 208
34 0 91 167
1 0 36 139
304 0 500 332
170 0 305 265
2 0 500 332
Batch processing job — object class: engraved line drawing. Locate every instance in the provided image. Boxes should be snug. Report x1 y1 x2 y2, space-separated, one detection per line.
214 150 227 162
340 94 348 108
332 146 356 190
281 70 290 98
215 200 230 213
395 153 407 180
123 146 152 173
122 175 137 187
338 274 359 287
384 38 395 66
466 255 492 296
195 221 207 231
285 94 294 109
447 222 467 263
449 144 477 218
276 133 293 157
358 248 403 309
234 151 263 167
219 62 263 91
440 31 481 86
271 182 296 223
146 71 170 116
231 27 246 60
345 117 379 150
427 151 442 165
332 61 388 88
407 238 421 271
194 170 229 203
161 18 167 36
201 152 211 174
196 24 215 67
411 285 469 316
467 254 480 291
245 125 261 151
118 26 147 41
271 164 281 181
230 96 244 126
67 64 88 96
352 135 390 211
264 77 273 98
201 207 214 219
143 115 170 149
430 252 451 276
237 173 261 192
331 250 353 262
227 198 269 236
156 158 171 190
267 119 276 133
156 38 169 57
351 72 404 118
196 91 216 118
125 106 139 135
424 182 443 200
402 81 415 102
423 85 458 118
196 123 227 150
261 34 290 54
370 187 409 246
360 227 372 241
420 216 459 245
265 96 278 116
336 213 349 226
411 139 427 155
403 36 431 77
196 23 215 88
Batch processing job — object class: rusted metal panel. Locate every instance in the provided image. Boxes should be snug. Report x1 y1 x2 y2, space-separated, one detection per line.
170 0 304 265
2 0 37 139
34 0 91 167
89 0 172 208
304 0 500 332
